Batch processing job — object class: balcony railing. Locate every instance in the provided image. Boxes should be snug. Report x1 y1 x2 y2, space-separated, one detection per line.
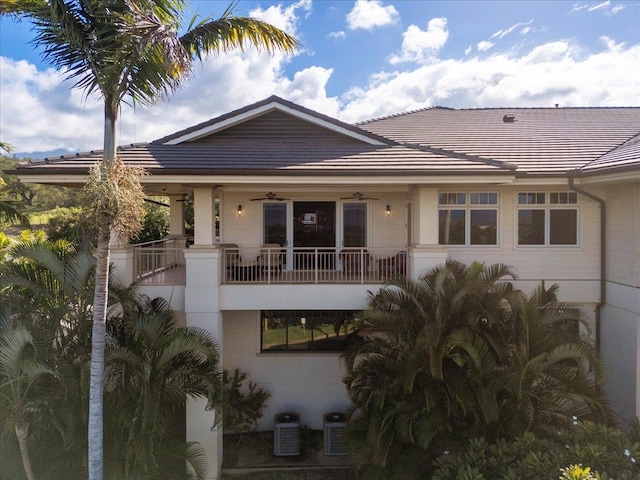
221 246 407 285
134 239 186 285
132 243 407 285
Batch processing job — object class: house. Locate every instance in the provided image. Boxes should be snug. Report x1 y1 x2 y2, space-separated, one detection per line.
13 96 640 479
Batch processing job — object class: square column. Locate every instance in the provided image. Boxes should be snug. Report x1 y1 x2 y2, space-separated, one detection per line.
184 246 223 479
408 187 448 278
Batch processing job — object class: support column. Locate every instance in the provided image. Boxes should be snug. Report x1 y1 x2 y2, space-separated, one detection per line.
409 187 448 278
193 187 216 246
168 194 186 237
108 229 135 285
184 231 223 478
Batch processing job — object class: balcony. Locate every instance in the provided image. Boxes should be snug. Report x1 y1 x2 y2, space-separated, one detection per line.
222 245 406 285
133 242 407 286
133 239 186 285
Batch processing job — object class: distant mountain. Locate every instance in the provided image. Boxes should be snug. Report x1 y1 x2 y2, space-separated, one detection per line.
14 149 76 160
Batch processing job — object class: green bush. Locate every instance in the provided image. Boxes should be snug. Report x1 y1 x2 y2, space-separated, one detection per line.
431 421 640 480
222 369 270 433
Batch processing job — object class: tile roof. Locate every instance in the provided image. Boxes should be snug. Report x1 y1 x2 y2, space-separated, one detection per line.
12 97 640 180
17 143 510 176
359 107 640 174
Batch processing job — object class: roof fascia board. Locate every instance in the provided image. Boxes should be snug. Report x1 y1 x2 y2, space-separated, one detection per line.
162 101 386 146
574 171 640 184
15 173 516 186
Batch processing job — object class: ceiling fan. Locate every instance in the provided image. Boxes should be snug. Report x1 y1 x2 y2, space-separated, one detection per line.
340 192 379 201
250 192 291 201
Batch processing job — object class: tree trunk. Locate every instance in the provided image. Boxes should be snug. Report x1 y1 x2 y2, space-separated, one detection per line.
15 422 36 480
88 101 119 480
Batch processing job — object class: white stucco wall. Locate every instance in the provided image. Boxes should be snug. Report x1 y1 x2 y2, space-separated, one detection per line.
601 183 640 423
222 310 352 431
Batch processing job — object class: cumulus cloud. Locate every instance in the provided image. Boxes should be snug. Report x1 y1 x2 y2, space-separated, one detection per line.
346 0 399 31
2 4 639 156
387 17 449 64
338 39 640 122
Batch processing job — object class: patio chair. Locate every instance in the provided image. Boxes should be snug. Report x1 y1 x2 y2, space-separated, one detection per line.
339 248 370 276
257 243 283 276
377 250 407 281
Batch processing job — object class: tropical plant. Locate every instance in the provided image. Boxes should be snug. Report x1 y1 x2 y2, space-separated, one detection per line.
1 2 299 477
105 296 222 479
222 368 271 434
0 237 136 480
342 261 611 479
431 421 640 480
0 326 59 480
0 176 30 227
497 283 611 438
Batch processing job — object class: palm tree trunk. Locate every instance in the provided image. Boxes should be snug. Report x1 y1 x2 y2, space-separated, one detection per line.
15 422 36 480
88 101 119 480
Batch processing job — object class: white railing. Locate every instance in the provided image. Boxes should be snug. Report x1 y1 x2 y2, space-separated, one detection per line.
133 238 186 285
221 246 407 285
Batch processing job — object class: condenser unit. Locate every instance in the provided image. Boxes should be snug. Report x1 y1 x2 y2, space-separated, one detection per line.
323 412 347 456
273 412 300 456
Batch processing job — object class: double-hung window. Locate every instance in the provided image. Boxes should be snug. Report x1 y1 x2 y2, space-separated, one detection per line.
438 192 498 246
517 192 578 245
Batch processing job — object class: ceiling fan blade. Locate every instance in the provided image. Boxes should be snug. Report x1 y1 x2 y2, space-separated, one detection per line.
250 192 291 201
341 192 379 200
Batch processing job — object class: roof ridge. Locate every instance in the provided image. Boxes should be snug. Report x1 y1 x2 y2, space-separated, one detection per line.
357 106 447 125
579 131 640 172
401 142 517 171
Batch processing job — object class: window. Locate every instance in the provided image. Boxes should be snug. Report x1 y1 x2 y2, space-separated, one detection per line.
517 192 578 245
438 192 498 245
261 310 359 352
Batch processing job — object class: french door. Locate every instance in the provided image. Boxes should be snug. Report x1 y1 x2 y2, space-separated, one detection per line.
262 200 368 269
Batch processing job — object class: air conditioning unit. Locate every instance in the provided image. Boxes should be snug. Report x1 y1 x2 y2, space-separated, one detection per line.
273 412 300 456
323 412 347 456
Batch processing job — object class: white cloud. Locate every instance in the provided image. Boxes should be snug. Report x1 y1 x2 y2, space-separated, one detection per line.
249 0 311 35
490 20 533 39
328 31 346 40
346 0 399 31
338 39 640 122
2 5 639 156
387 17 449 64
477 41 494 52
571 1 625 15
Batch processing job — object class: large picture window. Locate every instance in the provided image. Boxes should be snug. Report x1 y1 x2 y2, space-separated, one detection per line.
261 310 359 352
517 192 578 245
438 192 498 245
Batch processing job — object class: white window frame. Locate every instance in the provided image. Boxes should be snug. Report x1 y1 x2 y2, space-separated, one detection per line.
516 191 579 247
438 191 499 247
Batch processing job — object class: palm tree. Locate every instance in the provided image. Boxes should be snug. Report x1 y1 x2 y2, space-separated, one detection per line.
0 237 138 479
2 2 299 477
343 261 610 479
342 261 516 475
0 142 31 227
105 296 222 479
498 283 612 437
0 326 58 480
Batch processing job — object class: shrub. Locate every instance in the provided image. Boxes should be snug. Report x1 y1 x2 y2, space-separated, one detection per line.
222 369 270 433
431 421 640 480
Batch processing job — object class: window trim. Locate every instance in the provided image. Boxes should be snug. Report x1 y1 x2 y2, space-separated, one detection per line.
438 191 500 247
516 191 580 247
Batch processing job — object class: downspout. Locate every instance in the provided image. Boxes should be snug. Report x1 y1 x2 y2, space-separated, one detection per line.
568 173 605 353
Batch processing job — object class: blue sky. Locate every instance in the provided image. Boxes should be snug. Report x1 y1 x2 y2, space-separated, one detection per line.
1 0 639 157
